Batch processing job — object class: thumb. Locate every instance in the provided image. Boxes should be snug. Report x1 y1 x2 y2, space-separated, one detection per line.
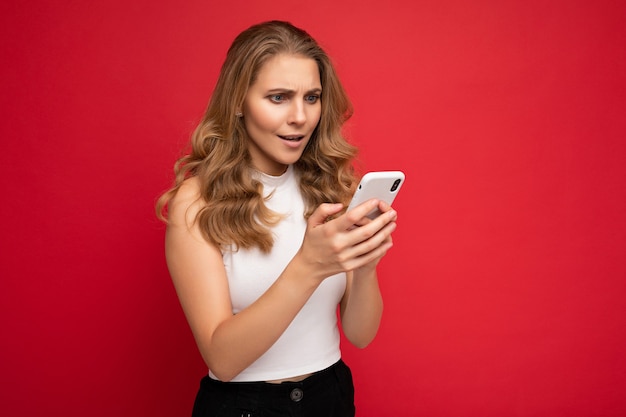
308 203 344 226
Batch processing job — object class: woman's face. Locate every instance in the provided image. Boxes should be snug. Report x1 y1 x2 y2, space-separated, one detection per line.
242 53 322 175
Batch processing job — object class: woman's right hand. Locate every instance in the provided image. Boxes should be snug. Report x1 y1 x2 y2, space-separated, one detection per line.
296 199 397 280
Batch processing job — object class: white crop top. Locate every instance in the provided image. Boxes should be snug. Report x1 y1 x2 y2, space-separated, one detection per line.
209 165 346 382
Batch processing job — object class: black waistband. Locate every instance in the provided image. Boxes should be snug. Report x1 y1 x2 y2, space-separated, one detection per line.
204 359 345 393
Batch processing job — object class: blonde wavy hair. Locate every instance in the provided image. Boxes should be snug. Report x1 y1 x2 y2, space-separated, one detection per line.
156 20 358 253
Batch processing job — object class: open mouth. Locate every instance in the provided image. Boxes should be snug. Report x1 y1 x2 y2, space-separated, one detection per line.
278 135 305 142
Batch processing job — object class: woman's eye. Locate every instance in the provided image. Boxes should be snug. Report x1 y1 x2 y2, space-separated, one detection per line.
305 95 320 103
269 94 285 103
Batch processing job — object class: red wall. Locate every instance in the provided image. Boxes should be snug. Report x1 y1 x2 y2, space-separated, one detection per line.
1 1 625 416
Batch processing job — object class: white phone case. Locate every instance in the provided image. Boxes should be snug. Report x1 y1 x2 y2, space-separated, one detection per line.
347 171 405 219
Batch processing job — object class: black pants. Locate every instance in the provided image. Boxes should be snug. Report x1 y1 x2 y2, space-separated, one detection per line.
191 360 356 417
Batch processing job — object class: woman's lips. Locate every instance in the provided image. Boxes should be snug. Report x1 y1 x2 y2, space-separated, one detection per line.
278 135 305 142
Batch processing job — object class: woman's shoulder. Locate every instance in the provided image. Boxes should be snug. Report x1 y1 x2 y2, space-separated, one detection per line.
178 175 202 197
168 176 204 225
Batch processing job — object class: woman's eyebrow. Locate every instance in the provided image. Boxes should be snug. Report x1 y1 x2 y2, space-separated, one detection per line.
265 87 322 94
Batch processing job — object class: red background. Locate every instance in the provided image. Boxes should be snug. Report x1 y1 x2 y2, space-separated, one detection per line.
1 1 625 416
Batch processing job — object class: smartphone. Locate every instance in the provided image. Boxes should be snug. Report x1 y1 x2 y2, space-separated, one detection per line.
347 171 405 219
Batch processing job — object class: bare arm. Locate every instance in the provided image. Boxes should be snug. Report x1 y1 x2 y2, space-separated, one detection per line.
166 178 321 381
340 202 397 348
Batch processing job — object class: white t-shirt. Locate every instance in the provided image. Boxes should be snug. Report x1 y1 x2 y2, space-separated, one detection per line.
209 165 346 382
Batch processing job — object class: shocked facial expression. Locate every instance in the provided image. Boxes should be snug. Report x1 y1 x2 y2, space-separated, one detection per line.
242 53 322 176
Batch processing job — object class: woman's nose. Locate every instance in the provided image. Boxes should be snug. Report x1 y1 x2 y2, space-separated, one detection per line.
287 102 306 125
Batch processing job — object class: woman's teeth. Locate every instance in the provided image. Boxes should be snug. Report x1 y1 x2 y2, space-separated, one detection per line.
279 135 304 141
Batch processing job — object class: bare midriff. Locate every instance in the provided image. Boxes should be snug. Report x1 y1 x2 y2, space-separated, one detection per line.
265 372 313 384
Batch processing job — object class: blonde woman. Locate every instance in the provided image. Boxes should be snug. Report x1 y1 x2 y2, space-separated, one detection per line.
157 20 398 417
